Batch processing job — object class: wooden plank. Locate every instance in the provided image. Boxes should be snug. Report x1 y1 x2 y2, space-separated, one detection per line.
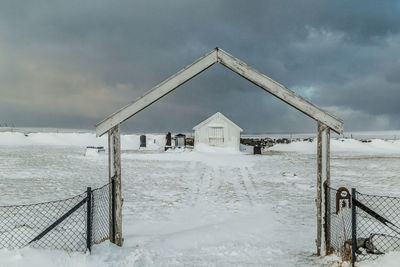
317 122 323 256
217 49 343 134
96 49 218 136
325 127 331 254
97 47 343 135
109 124 122 246
113 125 122 246
108 131 114 243
317 122 330 256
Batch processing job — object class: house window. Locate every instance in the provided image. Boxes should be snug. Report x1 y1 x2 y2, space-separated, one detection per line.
208 127 224 146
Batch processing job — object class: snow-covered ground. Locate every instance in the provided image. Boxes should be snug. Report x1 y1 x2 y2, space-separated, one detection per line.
0 130 399 266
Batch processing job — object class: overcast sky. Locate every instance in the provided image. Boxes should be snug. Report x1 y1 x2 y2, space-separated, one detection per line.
1 0 399 133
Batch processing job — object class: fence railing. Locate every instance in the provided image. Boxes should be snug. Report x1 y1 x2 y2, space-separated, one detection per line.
326 184 400 266
0 182 111 252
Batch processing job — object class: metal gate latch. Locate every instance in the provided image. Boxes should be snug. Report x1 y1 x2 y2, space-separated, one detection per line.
336 187 351 214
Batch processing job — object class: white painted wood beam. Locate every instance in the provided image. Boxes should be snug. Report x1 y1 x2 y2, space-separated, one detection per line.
96 47 343 135
217 48 343 134
108 124 122 246
317 122 330 256
96 49 218 136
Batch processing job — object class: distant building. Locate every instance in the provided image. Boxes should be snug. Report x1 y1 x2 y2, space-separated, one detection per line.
193 112 243 151
175 133 186 148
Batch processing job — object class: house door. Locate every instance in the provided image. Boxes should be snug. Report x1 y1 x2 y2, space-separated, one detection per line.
208 127 224 146
176 137 185 147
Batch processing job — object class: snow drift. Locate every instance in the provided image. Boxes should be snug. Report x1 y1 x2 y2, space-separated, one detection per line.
1 131 399 155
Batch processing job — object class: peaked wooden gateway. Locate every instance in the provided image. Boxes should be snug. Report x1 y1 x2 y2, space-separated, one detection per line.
96 47 343 255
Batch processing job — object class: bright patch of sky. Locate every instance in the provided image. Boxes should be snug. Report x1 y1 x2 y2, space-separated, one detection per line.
291 86 316 100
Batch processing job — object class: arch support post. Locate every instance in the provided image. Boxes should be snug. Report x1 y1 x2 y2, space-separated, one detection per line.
108 124 123 246
317 122 330 256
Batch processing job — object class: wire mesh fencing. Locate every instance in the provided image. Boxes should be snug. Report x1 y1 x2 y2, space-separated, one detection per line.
325 184 353 260
354 190 400 262
0 182 112 253
326 184 400 266
91 183 111 246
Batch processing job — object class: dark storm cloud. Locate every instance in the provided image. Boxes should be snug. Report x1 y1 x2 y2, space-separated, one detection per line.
1 0 399 133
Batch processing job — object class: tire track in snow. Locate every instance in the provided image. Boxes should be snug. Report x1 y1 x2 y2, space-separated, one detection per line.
206 167 219 204
170 160 193 207
194 165 218 205
186 161 201 206
207 167 214 193
193 164 206 205
216 167 226 203
244 166 263 201
194 164 256 208
220 167 242 210
244 166 258 189
235 167 253 206
217 167 237 208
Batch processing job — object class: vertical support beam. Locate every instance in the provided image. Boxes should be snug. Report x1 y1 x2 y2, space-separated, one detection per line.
317 122 330 256
317 123 322 256
108 131 114 243
108 124 122 246
325 127 331 254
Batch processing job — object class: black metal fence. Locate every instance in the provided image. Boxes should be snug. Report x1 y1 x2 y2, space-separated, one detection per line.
0 182 111 252
326 184 400 266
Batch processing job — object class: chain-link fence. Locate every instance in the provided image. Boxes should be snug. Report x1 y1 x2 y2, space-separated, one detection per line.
354 190 400 262
0 182 111 252
91 183 111 246
325 184 353 260
326 184 400 266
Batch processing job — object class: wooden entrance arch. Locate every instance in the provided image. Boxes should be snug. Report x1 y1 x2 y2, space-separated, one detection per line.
96 47 343 255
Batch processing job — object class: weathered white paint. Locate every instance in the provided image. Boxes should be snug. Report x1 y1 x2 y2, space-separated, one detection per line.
96 47 343 136
323 126 332 254
317 122 330 256
108 125 122 246
96 49 218 137
108 131 113 243
217 49 343 134
96 47 341 252
193 112 242 151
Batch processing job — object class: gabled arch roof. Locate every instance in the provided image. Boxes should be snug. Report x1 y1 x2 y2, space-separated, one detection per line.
193 112 243 132
96 48 343 136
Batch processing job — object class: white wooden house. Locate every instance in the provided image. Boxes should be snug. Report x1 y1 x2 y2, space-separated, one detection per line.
193 112 243 151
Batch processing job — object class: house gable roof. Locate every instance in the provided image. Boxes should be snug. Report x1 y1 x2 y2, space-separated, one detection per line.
193 112 243 132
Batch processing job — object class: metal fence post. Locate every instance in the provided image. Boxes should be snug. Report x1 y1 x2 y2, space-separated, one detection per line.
86 187 92 252
351 188 357 266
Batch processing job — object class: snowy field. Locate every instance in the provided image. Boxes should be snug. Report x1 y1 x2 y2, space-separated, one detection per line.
0 130 400 267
